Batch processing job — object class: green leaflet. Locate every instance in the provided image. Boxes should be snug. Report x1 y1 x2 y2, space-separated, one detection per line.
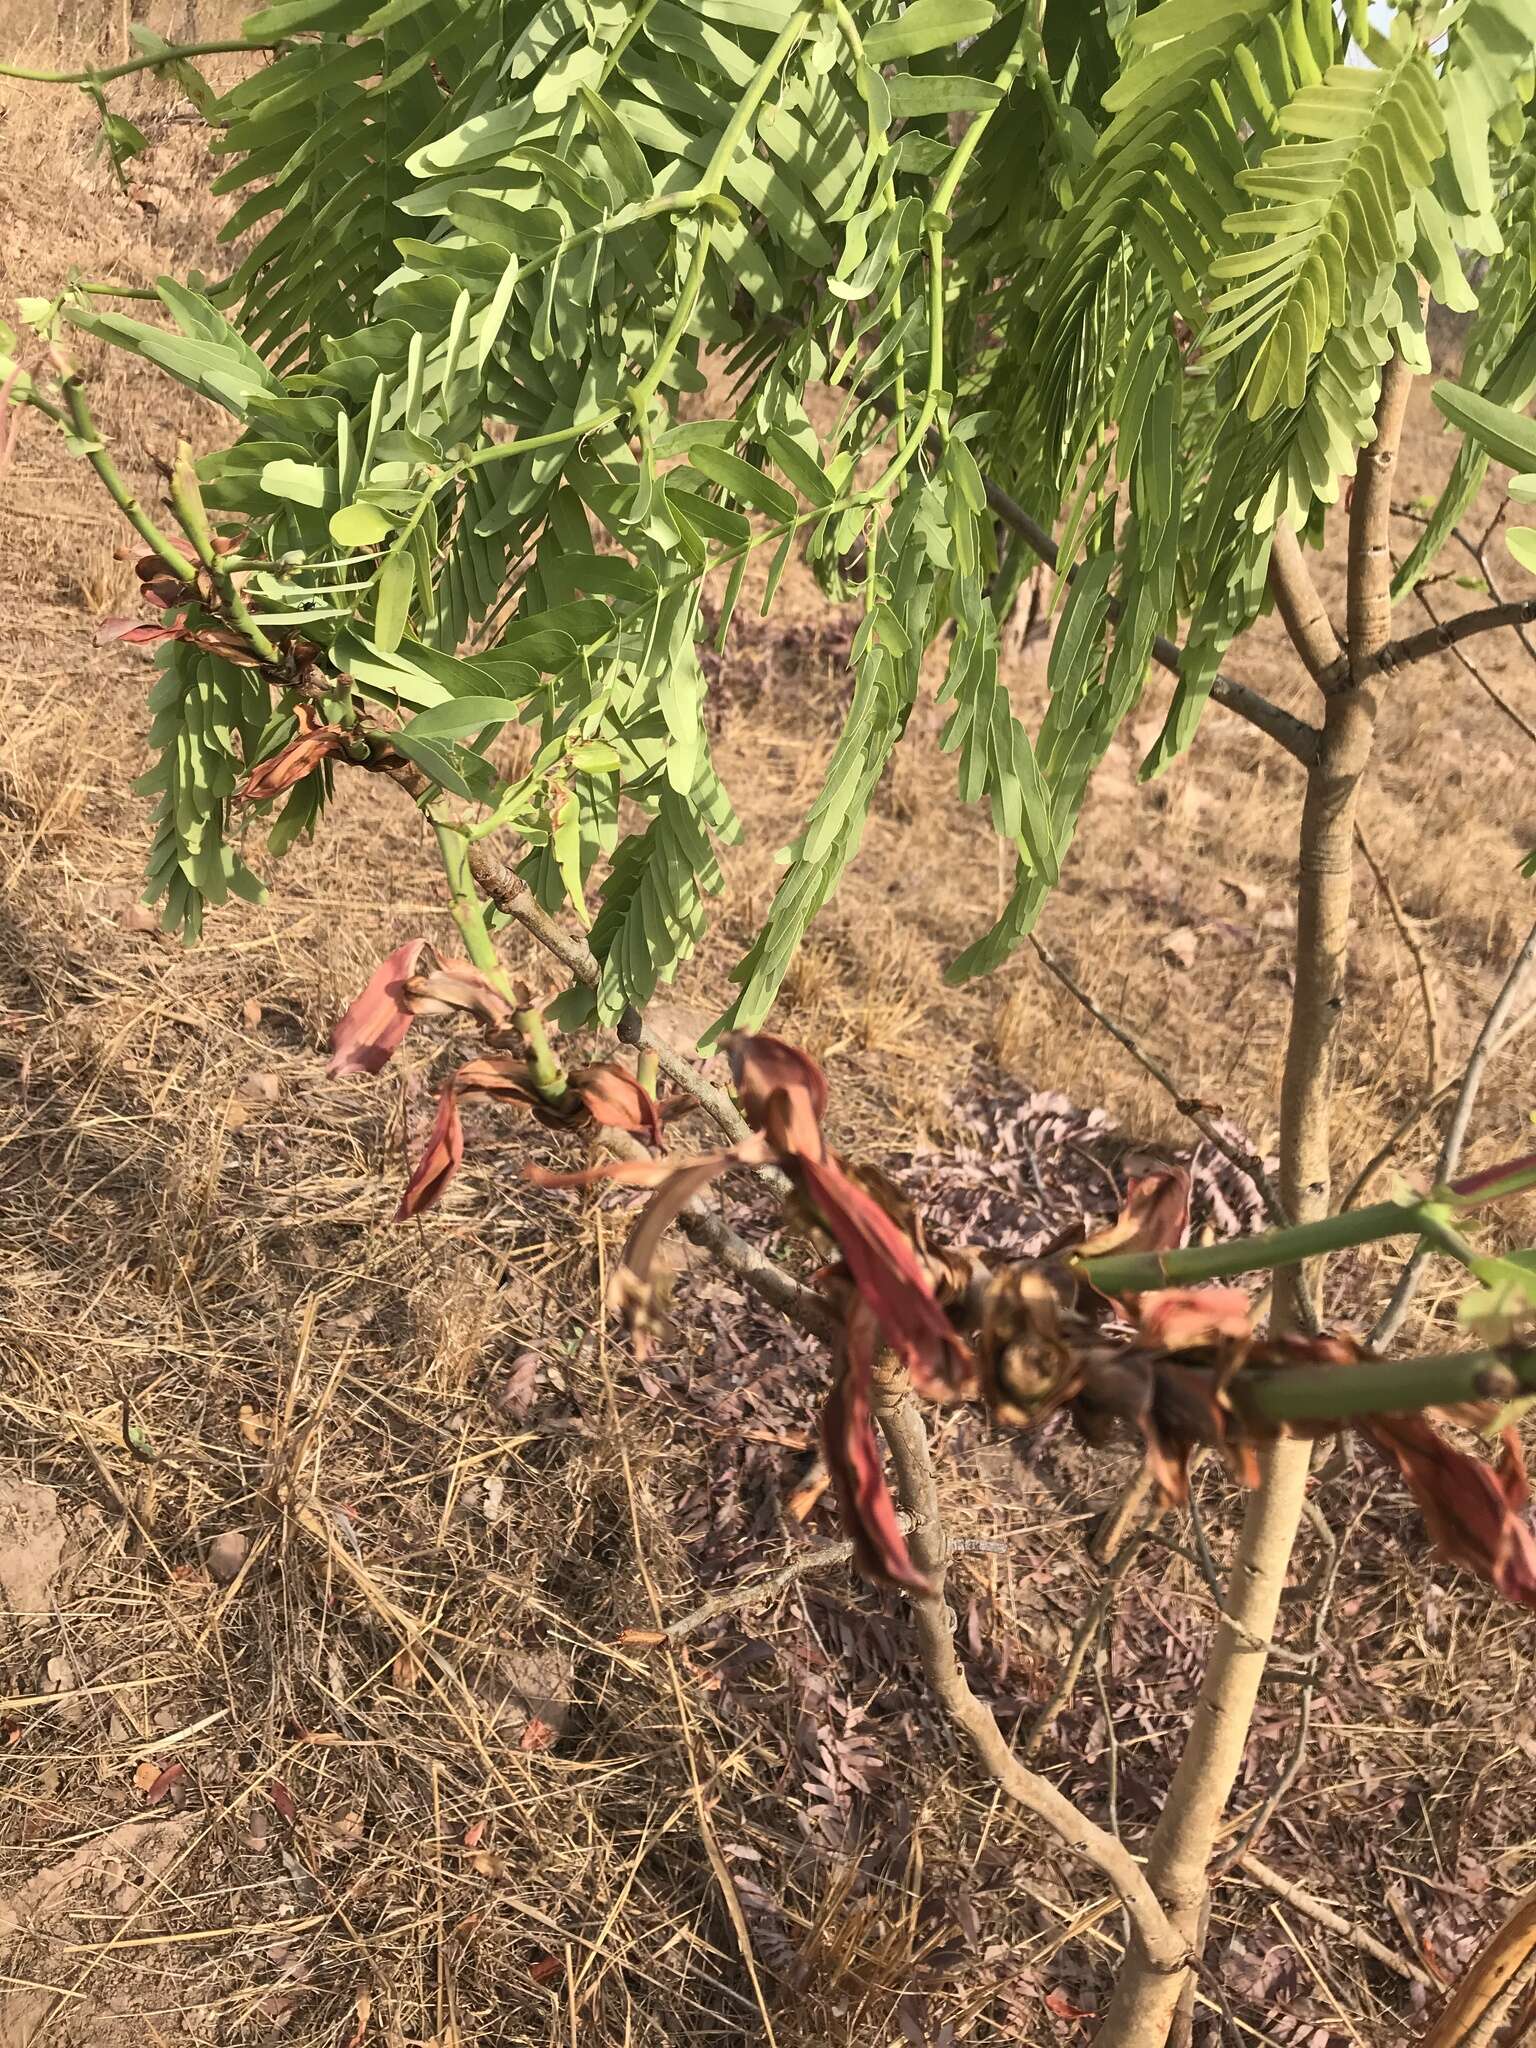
1207 50 1447 417
863 0 996 64
1432 380 1536 473
52 0 1535 1033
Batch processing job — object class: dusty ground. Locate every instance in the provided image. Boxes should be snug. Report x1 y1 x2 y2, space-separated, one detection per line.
4 14 1536 2048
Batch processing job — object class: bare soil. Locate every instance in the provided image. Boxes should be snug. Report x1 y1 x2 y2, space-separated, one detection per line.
3 17 1536 2047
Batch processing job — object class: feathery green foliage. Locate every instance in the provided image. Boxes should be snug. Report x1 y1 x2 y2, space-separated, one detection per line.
6 0 1536 1039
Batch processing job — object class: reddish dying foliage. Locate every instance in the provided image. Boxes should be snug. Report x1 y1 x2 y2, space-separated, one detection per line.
330 995 1536 1610
328 938 427 1078
1361 1415 1536 1610
236 708 353 804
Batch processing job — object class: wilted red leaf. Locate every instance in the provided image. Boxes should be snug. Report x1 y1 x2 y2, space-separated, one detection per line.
96 616 184 647
1079 1167 1190 1263
269 1779 299 1823
187 623 265 666
724 1030 829 1154
462 1818 486 1848
401 961 511 1029
236 719 352 804
137 1760 185 1804
528 1955 563 1987
796 1151 972 1400
518 1716 557 1751
328 938 427 1078
1044 1986 1096 2021
1135 1288 1253 1351
1449 1150 1536 1206
823 1300 929 1592
575 1062 665 1146
1361 1415 1536 1610
397 1087 464 1220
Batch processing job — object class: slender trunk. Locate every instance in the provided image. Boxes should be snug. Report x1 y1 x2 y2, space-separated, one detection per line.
1093 350 1413 2046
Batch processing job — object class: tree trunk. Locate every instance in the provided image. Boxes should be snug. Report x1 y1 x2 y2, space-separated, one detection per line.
1092 348 1414 2046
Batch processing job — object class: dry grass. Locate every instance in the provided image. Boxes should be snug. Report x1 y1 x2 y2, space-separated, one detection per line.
4 23 1536 2048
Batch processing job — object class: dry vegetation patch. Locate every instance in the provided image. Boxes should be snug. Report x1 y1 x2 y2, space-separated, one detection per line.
3 17 1536 2045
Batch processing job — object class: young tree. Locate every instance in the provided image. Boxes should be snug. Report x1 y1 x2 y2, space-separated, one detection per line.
8 2 1536 2038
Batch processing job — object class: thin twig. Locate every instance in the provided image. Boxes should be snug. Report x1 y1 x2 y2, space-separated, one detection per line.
1374 596 1536 674
1371 918 1536 1348
600 1127 835 1340
1019 1524 1154 1762
981 480 1319 766
1340 999 1536 1210
663 1538 859 1639
1031 933 1298 1236
1234 1851 1434 1990
1354 822 1445 1092
868 1358 1188 1975
1411 581 1536 752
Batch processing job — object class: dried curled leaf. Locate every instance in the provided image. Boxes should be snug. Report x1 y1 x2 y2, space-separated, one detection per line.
824 1301 929 1592
328 939 427 1077
236 709 353 803
1361 1415 1536 1612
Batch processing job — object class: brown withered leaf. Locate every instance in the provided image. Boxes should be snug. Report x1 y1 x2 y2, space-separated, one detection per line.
328 939 427 1078
823 1299 930 1592
1361 1415 1536 1611
236 710 352 803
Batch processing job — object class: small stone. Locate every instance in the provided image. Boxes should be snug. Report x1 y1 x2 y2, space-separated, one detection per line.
206 1531 250 1585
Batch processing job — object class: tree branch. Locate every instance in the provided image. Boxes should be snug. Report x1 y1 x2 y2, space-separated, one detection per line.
1340 997 1536 1210
1095 337 1419 2048
1374 597 1536 675
1354 822 1444 1093
1030 934 1296 1235
593 1129 835 1339
1234 1851 1434 1990
1370 917 1536 1349
1412 580 1536 751
868 1357 1188 1976
363 754 751 1147
981 481 1319 767
1268 524 1349 694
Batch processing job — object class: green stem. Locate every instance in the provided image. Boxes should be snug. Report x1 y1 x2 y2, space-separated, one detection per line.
168 446 278 662
60 377 198 584
457 408 622 474
516 1002 567 1098
1076 1159 1536 1297
701 9 815 191
1241 1345 1536 1428
0 38 277 84
435 824 567 1099
629 219 715 424
435 823 510 981
876 25 1028 493
637 1047 660 1098
630 6 814 425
